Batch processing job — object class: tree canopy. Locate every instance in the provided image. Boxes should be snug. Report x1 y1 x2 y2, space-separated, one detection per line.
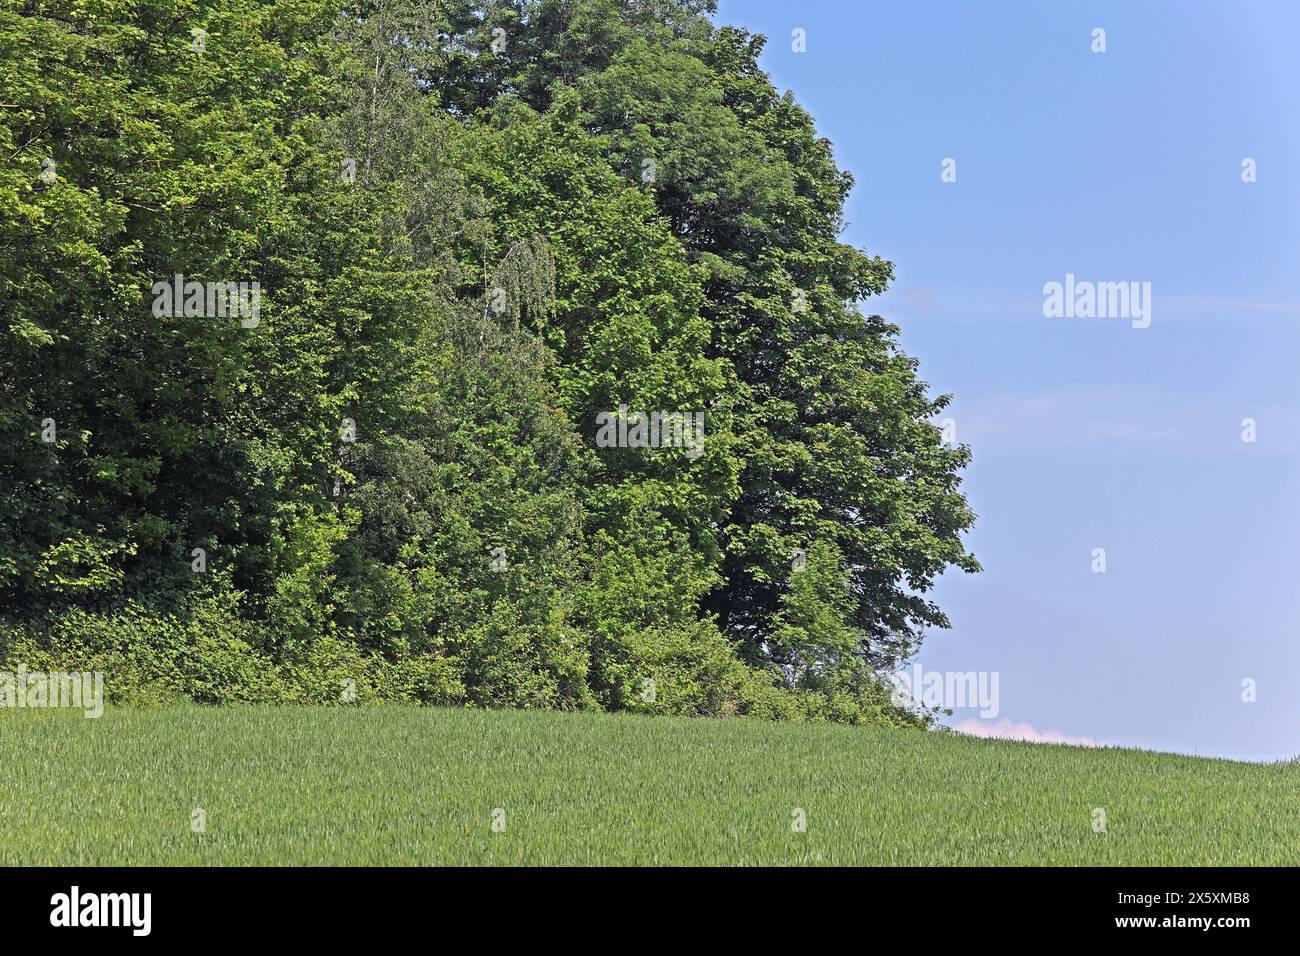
0 0 977 722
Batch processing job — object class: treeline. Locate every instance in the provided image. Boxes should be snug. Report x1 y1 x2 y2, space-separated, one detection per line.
0 0 977 722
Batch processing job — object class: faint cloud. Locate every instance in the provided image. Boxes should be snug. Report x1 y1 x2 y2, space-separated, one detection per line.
1163 294 1300 317
897 283 939 316
954 717 1103 748
877 284 1300 325
952 385 1204 449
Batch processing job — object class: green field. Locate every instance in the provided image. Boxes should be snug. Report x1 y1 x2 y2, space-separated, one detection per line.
1 706 1295 865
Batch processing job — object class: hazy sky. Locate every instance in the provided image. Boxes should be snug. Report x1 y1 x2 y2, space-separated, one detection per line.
717 0 1300 761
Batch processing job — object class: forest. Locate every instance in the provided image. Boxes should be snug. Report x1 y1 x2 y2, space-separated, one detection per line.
0 0 978 723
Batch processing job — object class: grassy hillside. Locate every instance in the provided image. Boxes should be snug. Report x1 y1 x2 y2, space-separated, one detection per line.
1 706 1294 865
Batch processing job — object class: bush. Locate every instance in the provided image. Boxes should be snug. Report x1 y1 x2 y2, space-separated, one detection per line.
0 596 466 708
0 593 915 728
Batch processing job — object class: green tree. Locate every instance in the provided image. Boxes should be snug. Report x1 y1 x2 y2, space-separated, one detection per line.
422 0 980 676
0 0 976 722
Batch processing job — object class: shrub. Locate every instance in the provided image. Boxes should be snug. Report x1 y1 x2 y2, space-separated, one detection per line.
0 596 466 708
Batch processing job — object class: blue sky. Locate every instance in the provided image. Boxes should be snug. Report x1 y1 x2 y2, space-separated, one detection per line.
717 0 1300 760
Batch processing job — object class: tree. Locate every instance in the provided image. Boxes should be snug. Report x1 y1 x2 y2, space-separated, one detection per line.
421 1 980 675
0 0 976 722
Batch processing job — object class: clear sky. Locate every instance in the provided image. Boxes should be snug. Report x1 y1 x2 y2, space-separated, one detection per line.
717 0 1300 761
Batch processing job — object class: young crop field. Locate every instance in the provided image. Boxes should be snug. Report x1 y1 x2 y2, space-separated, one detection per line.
2 706 1295 866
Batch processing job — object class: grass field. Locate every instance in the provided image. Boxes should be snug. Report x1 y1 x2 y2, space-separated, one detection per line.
1 705 1295 865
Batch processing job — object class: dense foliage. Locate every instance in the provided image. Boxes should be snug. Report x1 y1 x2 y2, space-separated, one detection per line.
0 0 977 723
